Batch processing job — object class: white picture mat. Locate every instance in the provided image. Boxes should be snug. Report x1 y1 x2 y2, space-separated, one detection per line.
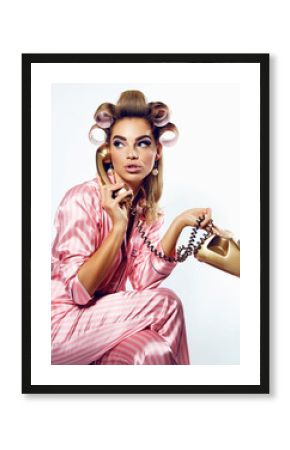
30 61 260 385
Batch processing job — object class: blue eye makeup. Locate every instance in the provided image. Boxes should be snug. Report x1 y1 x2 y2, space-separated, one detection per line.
112 137 152 148
113 140 124 148
138 139 151 147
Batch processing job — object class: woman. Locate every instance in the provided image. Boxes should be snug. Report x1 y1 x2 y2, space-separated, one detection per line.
51 90 213 365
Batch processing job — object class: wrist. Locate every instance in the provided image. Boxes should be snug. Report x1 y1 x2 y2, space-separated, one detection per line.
112 221 127 234
172 217 184 233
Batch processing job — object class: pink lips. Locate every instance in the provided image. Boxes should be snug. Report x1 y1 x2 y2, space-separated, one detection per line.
124 165 142 173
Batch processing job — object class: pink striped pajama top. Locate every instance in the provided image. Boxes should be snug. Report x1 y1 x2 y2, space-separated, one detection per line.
51 177 190 365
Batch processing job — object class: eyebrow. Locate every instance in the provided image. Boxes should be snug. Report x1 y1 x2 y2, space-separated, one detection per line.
112 134 152 141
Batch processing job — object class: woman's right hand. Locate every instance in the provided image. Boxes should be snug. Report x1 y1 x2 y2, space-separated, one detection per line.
96 174 132 229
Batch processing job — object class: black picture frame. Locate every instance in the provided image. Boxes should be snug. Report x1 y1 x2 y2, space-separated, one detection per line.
22 53 269 394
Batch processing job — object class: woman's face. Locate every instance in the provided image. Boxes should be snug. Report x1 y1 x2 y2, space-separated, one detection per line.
109 117 162 194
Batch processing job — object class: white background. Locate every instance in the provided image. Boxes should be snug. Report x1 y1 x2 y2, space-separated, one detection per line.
51 81 240 365
1 1 287 449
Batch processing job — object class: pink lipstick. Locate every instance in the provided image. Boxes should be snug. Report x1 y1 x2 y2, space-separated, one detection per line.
124 165 142 173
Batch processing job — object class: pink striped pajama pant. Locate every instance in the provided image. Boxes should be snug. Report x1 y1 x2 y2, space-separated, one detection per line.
51 287 190 365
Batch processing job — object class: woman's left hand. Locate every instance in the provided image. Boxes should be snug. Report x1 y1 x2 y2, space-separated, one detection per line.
174 208 212 231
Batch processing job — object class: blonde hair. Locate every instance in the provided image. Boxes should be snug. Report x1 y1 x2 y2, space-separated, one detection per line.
91 90 178 224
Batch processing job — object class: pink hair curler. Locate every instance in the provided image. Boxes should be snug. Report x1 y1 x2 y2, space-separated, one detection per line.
159 129 179 146
88 125 107 146
94 110 114 129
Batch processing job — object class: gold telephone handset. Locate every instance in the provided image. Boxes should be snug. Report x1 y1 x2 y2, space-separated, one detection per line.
196 233 240 277
96 144 134 207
